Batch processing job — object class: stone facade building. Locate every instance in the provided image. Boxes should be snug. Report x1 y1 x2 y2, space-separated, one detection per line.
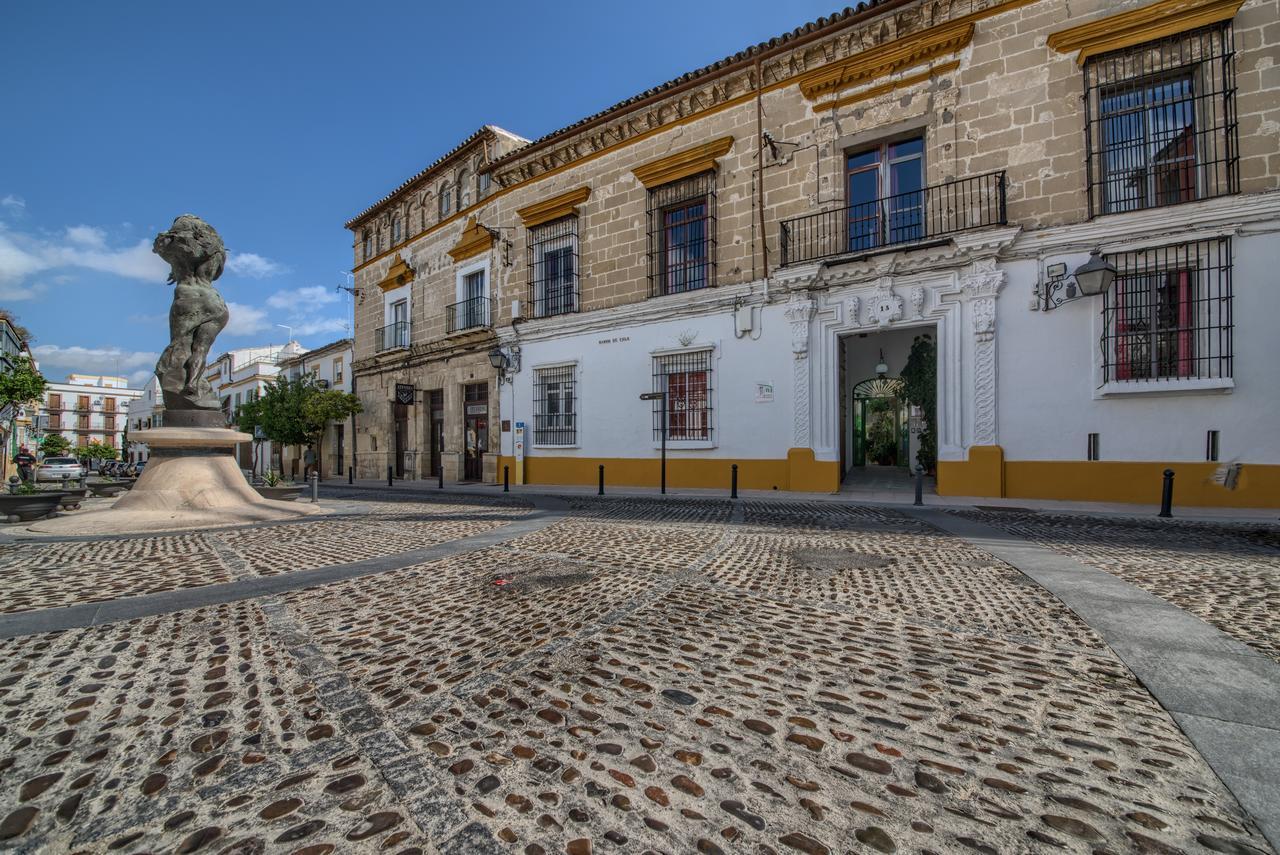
347 0 1280 507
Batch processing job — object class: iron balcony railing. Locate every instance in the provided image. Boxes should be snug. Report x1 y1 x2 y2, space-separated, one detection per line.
446 296 495 334
376 321 410 352
779 171 1007 267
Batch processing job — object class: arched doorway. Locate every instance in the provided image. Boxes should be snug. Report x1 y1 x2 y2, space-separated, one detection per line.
851 376 909 470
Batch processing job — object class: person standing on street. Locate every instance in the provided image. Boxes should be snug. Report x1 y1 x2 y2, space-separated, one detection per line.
14 446 35 483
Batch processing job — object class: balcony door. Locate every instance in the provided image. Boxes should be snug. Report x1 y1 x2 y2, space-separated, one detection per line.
847 137 924 252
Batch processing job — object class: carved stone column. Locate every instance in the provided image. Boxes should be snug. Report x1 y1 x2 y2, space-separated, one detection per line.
785 295 817 448
960 260 1005 447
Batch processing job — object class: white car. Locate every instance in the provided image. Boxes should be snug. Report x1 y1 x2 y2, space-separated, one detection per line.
36 456 83 482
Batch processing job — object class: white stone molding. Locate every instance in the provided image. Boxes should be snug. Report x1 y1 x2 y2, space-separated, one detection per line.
910 286 925 319
784 295 817 447
866 278 904 328
959 261 1005 446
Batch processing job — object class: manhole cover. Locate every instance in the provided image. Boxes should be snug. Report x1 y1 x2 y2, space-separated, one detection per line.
790 547 894 578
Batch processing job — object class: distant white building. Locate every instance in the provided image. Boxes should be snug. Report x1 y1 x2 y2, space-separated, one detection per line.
205 341 303 474
125 376 163 462
42 374 143 457
276 338 354 479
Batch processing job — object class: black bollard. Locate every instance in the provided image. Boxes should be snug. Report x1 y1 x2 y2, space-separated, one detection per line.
387 465 393 488
348 465 353 485
598 464 604 496
914 466 924 507
1158 468 1175 517
438 467 444 490
731 464 738 499
311 473 319 504
503 465 509 492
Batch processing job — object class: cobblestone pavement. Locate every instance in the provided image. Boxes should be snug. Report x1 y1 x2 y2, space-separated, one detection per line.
0 494 1273 853
957 510 1280 662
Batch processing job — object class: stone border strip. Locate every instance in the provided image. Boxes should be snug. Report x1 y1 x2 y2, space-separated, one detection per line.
0 496 569 640
907 507 1280 852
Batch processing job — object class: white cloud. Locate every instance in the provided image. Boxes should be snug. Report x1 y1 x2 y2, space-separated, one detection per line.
224 302 271 337
32 344 160 383
0 227 166 287
226 252 286 278
1 195 25 215
0 280 47 302
266 285 339 310
291 317 349 337
65 225 107 249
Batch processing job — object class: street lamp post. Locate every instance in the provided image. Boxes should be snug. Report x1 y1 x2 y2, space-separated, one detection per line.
639 391 666 495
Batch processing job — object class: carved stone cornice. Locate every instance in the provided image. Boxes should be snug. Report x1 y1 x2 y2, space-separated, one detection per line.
632 137 735 189
1046 0 1244 65
797 20 975 102
447 217 494 263
516 186 592 228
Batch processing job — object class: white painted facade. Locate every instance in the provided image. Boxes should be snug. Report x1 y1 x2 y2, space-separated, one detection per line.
205 341 303 474
42 375 142 456
126 376 163 462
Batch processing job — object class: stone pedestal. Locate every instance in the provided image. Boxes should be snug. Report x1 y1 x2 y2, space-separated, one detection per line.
29 427 327 535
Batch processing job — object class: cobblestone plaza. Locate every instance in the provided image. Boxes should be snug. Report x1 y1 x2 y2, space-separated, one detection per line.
0 490 1276 854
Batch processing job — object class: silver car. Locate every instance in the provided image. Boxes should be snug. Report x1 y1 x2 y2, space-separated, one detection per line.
36 456 83 482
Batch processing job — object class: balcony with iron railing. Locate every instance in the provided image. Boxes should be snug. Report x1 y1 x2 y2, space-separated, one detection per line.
446 296 495 335
779 171 1007 267
376 321 410 353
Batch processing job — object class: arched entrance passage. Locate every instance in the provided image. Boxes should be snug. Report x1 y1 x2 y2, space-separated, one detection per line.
851 376 909 469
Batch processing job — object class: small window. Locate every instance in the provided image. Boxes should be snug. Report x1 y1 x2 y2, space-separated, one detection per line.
527 217 579 318
1206 430 1219 462
647 172 716 297
1102 237 1232 382
479 172 491 194
1084 23 1237 217
439 184 452 218
391 217 402 245
456 168 472 210
533 365 576 445
652 350 713 442
333 357 344 386
1087 433 1100 461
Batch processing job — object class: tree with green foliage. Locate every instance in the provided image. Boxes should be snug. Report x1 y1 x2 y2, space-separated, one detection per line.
900 333 937 473
0 354 48 474
39 434 72 458
236 377 361 476
74 440 120 465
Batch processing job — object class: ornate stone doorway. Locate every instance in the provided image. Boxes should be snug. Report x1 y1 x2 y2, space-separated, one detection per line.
851 376 909 470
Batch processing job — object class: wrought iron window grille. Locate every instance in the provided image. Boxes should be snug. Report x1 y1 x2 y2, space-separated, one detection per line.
1100 236 1232 383
527 217 580 318
1083 22 1237 218
375 321 410 352
647 171 717 297
533 365 576 445
446 295 494 334
651 350 713 442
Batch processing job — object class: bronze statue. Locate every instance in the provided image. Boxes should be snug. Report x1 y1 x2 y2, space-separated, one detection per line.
153 215 229 416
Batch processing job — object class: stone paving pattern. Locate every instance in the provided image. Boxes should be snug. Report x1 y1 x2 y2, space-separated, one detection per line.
958 511 1280 663
0 493 1273 853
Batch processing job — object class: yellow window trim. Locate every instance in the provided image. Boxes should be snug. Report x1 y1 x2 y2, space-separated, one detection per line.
816 60 962 111
632 136 735 189
516 186 592 228
447 217 495 263
1046 0 1244 65
376 256 415 293
796 19 974 102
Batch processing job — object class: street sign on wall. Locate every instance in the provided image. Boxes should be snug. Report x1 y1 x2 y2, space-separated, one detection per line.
395 383 415 405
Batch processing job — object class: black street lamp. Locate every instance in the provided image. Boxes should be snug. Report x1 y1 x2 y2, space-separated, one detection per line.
1041 249 1118 311
639 391 666 494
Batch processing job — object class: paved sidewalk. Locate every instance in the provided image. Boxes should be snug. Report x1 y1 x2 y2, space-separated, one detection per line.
335 476 1280 524
915 507 1280 851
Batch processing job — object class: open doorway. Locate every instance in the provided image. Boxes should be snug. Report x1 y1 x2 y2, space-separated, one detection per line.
838 325 937 494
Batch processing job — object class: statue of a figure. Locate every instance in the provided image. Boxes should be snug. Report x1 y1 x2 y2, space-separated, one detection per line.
153 215 229 413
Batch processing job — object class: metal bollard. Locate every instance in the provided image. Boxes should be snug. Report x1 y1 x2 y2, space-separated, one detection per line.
730 464 738 499
1158 468 1175 517
311 473 319 504
503 465 509 492
914 466 924 507
598 464 604 496
438 467 444 489
387 465 393 488
348 465 353 485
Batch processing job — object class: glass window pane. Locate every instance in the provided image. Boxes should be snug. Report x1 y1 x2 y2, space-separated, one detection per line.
889 137 923 159
847 149 878 170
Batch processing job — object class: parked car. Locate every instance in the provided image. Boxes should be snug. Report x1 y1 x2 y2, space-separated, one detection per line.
133 460 147 476
36 457 83 482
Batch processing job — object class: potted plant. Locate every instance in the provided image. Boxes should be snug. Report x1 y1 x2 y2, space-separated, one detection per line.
0 478 64 523
253 470 303 502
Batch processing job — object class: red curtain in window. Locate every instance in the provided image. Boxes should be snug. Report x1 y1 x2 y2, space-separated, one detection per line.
667 371 708 439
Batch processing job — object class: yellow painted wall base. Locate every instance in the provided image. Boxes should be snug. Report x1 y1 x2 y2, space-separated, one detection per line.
937 445 1005 498
938 445 1280 508
496 449 840 493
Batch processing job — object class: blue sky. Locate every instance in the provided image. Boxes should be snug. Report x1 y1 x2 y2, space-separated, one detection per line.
0 0 837 386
